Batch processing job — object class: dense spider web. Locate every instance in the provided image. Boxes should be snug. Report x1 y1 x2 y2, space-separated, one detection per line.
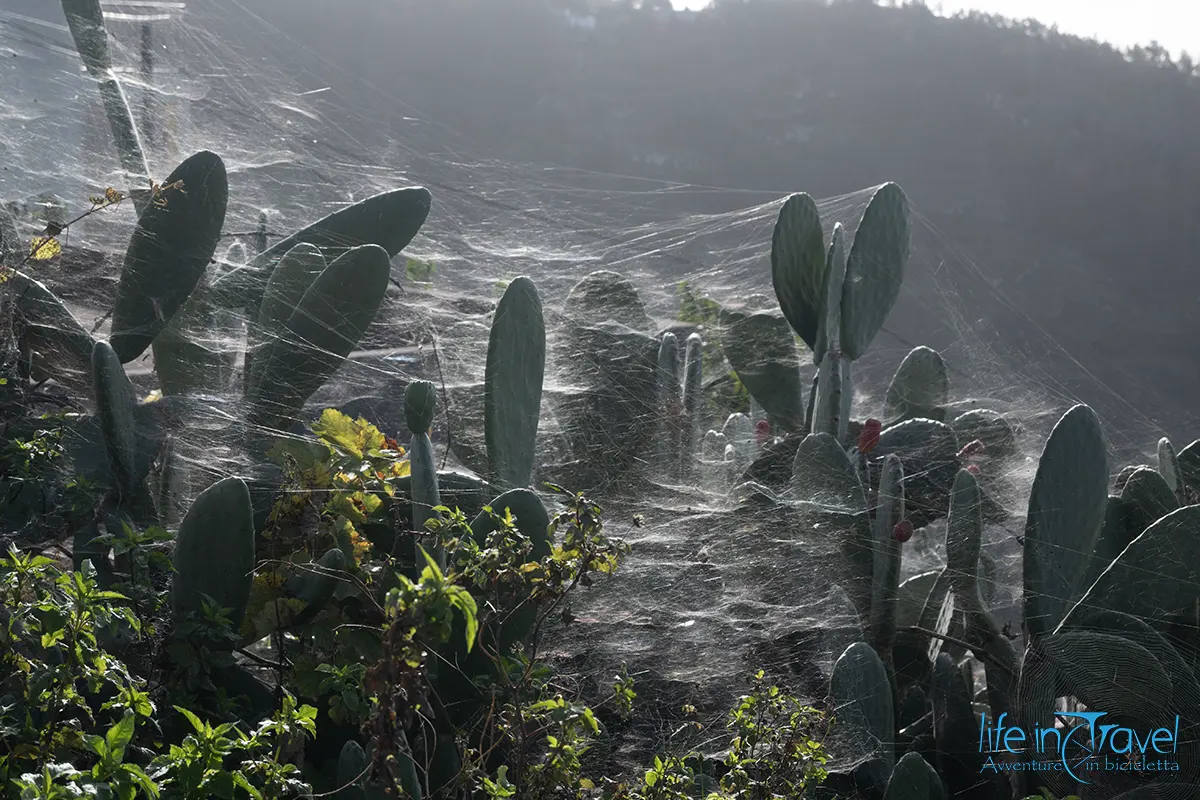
0 0 1184 784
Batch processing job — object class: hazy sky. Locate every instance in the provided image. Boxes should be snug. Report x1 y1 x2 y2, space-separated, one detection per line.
672 1 1199 59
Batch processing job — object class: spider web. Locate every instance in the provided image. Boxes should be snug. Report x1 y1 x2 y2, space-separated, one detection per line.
0 1 1187 792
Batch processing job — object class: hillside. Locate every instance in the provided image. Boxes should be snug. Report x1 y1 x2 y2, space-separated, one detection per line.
234 0 1200 442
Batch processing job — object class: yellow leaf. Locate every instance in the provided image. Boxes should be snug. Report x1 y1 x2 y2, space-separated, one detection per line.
142 389 163 404
29 237 61 260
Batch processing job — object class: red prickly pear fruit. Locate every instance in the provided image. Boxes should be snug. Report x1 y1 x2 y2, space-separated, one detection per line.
755 419 771 446
858 418 882 454
892 519 914 543
958 439 986 459
967 464 981 475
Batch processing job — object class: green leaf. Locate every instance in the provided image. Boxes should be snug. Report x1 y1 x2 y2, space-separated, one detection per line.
105 710 136 763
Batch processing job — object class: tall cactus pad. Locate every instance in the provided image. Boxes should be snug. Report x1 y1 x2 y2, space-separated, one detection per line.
770 192 826 351
91 341 138 498
1065 505 1200 634
870 455 906 654
485 276 546 489
682 333 704 434
405 381 442 566
1022 404 1108 640
814 222 847 365
791 433 873 618
945 469 982 590
720 310 806 432
246 243 326 397
812 349 845 440
1179 440 1200 499
247 244 391 427
830 641 895 786
884 752 945 800
212 187 431 310
170 477 255 632
842 183 910 360
255 243 325 342
884 346 949 423
1158 437 1181 496
9 270 95 391
1041 630 1172 726
110 151 228 363
1119 466 1179 537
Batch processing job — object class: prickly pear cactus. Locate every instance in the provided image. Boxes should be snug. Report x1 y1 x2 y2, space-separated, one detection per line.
404 380 442 567
91 340 138 498
830 641 895 793
814 222 847 366
170 476 256 636
770 192 826 352
247 244 392 430
1022 404 1108 640
485 276 545 490
110 151 228 363
1118 466 1179 538
682 332 704 475
8 270 96 392
212 186 432 312
720 309 806 433
841 182 910 361
869 455 905 662
884 346 949 424
245 242 325 395
883 752 945 800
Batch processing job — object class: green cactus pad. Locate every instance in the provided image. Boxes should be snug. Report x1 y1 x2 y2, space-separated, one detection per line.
213 187 431 310
791 433 867 514
336 740 368 798
1067 608 1200 725
405 380 439 436
288 547 346 630
485 276 545 489
1156 438 1176 494
1023 404 1108 640
875 418 960 530
245 243 326 396
1042 630 1172 725
830 641 895 785
1064 504 1200 634
884 346 949 424
1119 466 1179 538
720 309 806 432
931 653 982 785
1079 494 1131 600
841 183 910 360
870 455 906 653
813 222 847 366
563 270 652 331
884 752 944 800
110 151 228 363
770 192 826 351
8 270 95 391
1179 440 1200 498
170 476 255 633
91 341 139 498
945 469 982 591
791 434 873 618
247 244 391 427
812 349 845 440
